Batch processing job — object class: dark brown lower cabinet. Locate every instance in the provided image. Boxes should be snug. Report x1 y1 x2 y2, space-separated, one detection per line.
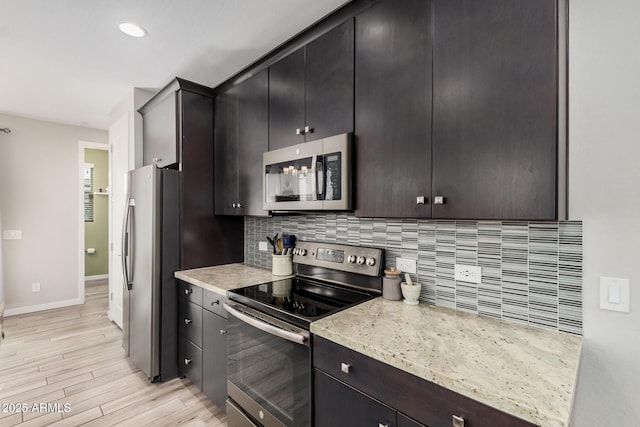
177 282 228 413
315 369 419 427
314 336 537 427
202 307 228 411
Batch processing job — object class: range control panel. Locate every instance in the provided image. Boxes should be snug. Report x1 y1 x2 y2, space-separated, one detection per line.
292 241 383 277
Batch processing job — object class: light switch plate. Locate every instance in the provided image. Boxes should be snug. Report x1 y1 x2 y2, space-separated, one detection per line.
3 229 22 240
599 277 630 312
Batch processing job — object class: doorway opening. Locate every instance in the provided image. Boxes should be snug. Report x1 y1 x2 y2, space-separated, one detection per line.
78 141 109 306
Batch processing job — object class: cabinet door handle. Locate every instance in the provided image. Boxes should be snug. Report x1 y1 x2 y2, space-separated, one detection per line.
416 196 427 204
296 128 304 135
232 203 237 208
184 288 193 295
184 358 192 365
452 415 465 427
378 424 390 427
184 318 192 325
220 329 227 335
341 363 351 374
236 202 242 208
304 125 313 134
434 195 446 205
152 157 162 163
211 299 220 306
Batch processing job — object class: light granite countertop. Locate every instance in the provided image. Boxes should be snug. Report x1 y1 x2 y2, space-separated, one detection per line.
311 298 582 427
175 263 293 296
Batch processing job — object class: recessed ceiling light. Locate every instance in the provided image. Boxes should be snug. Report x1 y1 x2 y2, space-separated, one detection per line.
118 22 147 38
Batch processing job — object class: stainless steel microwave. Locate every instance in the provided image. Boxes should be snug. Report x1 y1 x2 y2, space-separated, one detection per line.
263 133 352 211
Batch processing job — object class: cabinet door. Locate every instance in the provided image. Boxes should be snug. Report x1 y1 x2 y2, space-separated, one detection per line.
237 69 269 216
214 87 239 215
305 18 354 141
142 92 178 167
202 310 228 412
315 369 396 427
269 48 306 149
354 0 432 218
432 0 557 220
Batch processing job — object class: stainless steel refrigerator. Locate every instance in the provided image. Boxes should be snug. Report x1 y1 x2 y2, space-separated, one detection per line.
122 164 179 382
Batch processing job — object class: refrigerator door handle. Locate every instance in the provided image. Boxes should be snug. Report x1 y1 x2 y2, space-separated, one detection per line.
122 198 135 290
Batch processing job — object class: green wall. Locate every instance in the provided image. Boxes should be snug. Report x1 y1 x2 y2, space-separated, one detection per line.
84 148 109 276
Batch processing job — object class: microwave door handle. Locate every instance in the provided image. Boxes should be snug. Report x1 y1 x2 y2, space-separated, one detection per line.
223 303 310 346
316 156 324 200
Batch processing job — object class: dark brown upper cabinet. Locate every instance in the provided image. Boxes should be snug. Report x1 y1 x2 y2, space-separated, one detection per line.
214 69 269 216
355 0 560 220
139 78 244 269
269 18 354 150
354 0 433 218
431 0 558 220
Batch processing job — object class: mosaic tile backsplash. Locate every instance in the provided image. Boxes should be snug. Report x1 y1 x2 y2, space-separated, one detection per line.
244 214 583 335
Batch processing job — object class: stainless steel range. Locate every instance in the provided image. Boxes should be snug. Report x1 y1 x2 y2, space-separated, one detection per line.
224 241 384 427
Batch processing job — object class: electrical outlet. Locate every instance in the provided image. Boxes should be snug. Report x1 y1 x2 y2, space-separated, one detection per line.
396 258 417 274
32 282 41 292
454 264 482 284
258 241 268 252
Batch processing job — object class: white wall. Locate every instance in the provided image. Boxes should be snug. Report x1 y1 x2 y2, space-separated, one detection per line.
0 113 107 314
569 0 640 424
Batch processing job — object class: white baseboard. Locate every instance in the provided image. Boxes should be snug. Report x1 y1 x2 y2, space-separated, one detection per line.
4 298 84 317
85 274 108 281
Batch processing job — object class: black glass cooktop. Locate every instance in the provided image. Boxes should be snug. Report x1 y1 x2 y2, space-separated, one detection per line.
227 277 377 329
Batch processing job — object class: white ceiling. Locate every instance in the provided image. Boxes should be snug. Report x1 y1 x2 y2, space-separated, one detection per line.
0 0 351 130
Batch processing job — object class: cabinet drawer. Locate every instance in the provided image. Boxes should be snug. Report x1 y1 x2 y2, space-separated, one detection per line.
178 280 203 306
203 290 228 318
313 336 536 427
178 300 203 348
178 336 202 389
315 369 396 427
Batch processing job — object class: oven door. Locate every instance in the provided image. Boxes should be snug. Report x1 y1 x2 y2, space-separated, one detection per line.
224 302 311 427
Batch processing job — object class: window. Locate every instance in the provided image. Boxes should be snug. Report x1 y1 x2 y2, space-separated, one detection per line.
84 163 94 222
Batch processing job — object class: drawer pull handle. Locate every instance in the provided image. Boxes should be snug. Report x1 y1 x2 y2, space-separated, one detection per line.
452 415 465 427
184 358 192 365
379 424 389 427
184 318 192 325
341 363 351 374
211 299 220 305
184 288 193 295
220 329 227 335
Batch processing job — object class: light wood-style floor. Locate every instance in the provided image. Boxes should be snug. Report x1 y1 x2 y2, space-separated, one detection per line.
0 280 227 426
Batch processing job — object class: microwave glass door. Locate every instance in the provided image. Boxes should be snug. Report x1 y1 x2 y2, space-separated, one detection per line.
265 156 318 203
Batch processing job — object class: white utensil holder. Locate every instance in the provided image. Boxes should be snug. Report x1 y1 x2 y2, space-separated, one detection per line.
272 254 293 276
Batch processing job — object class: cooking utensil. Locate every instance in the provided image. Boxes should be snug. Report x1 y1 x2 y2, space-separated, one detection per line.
266 233 278 254
276 238 284 255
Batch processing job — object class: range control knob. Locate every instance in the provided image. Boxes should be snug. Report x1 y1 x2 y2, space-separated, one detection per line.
356 256 366 265
293 248 299 255
348 255 357 264
300 249 307 256
366 257 376 267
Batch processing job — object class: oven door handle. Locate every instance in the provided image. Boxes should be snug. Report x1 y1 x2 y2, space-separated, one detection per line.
223 303 310 347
